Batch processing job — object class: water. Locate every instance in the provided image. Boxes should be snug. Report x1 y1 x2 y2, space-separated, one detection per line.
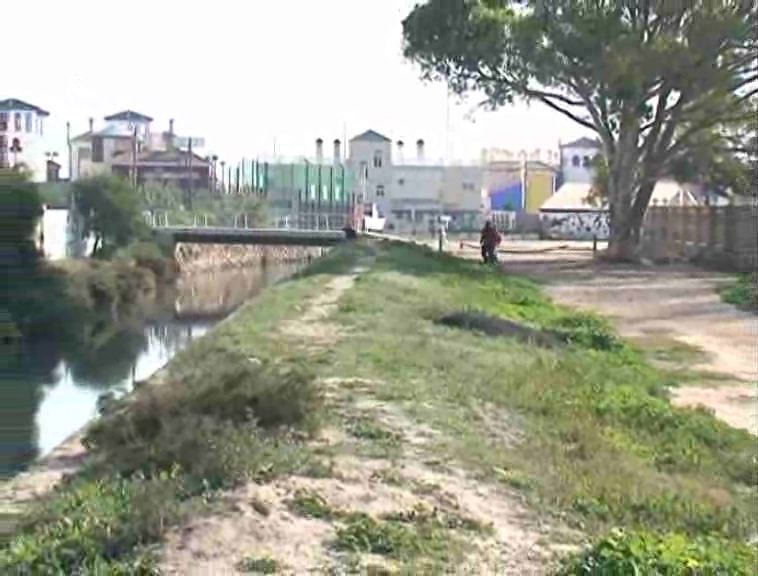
1 214 300 477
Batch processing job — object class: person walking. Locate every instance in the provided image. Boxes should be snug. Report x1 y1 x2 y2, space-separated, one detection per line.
480 220 501 264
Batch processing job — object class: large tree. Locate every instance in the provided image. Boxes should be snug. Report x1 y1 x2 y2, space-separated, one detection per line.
402 0 757 259
73 176 148 257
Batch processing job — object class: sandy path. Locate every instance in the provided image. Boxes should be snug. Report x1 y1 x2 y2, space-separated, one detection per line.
458 241 757 435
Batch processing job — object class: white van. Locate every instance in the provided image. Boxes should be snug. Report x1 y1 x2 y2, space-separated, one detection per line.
362 203 386 233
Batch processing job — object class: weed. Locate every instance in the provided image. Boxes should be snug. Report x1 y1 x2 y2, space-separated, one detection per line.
382 504 493 535
720 273 757 312
236 555 280 574
0 474 183 573
348 417 401 444
334 512 455 562
556 528 758 575
287 490 338 520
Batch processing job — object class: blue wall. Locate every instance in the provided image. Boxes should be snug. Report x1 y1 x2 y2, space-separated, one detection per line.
489 183 523 211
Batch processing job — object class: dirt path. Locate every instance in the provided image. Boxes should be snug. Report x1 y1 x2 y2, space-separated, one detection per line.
158 269 573 574
452 241 756 436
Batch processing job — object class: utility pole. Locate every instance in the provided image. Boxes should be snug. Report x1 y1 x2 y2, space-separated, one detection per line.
131 125 138 188
66 122 73 180
187 138 194 210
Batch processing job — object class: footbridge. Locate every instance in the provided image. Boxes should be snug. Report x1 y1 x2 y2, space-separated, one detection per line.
153 226 348 247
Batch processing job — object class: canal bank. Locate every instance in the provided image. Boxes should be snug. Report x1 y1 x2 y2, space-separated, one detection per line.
1 240 755 574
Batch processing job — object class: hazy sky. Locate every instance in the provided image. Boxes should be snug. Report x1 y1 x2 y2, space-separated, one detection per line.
8 0 589 169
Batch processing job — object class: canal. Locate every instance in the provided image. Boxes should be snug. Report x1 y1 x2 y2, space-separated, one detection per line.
1 209 301 479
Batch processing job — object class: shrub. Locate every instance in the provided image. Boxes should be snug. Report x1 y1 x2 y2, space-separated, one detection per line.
84 346 321 485
557 528 758 575
117 241 177 283
0 169 43 252
0 474 180 574
720 273 757 312
549 312 624 352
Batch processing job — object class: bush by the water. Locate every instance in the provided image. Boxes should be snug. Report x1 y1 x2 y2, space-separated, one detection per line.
3 342 323 572
557 528 757 575
1 473 179 574
85 342 322 485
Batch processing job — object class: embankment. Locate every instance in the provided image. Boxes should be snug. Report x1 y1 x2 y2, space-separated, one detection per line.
174 243 325 275
2 240 756 574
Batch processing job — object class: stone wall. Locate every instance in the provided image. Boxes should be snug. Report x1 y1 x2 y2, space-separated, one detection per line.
174 243 325 275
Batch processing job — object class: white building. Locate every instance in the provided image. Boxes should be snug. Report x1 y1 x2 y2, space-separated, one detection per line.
0 98 52 182
345 129 485 231
70 110 154 180
559 137 602 184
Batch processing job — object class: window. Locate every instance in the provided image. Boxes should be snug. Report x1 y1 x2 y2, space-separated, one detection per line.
463 182 475 191
14 113 22 132
25 113 32 133
39 117 43 136
582 155 591 167
0 112 7 132
375 184 385 197
373 151 383 168
397 178 405 186
322 184 328 200
359 161 368 182
571 155 580 167
91 136 104 163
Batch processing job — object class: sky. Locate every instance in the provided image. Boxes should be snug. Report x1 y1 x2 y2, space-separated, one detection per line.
7 0 590 172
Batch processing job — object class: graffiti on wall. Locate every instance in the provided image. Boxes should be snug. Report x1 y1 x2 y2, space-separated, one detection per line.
541 211 610 240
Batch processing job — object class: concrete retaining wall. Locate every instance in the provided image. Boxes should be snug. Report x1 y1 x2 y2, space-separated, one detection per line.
175 243 326 275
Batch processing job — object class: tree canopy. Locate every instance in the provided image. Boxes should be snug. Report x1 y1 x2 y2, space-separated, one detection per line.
403 0 757 258
0 168 43 256
73 176 148 257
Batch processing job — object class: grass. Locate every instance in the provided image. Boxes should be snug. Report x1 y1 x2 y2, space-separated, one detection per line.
236 555 280 574
3 239 756 573
720 272 758 313
318 241 756 570
628 334 709 367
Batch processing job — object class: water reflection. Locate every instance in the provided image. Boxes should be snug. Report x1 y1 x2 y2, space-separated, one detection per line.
0 263 298 479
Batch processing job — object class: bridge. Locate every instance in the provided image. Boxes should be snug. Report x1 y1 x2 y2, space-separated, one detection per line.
153 226 349 247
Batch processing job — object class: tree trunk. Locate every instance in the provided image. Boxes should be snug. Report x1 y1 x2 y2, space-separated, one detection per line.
605 123 645 262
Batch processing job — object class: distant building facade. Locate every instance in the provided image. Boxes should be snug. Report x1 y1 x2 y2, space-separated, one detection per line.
70 110 210 193
346 130 486 231
559 137 602 184
0 98 52 182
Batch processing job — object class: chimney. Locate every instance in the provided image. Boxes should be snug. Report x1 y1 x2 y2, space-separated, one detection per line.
316 138 324 163
333 139 341 164
397 140 404 162
416 139 425 161
88 117 94 133
169 119 175 134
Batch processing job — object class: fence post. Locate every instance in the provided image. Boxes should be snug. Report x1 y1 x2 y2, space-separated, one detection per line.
725 204 737 270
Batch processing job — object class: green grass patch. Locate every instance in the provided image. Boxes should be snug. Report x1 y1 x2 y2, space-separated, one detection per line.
720 273 757 312
557 528 757 575
287 489 339 520
316 241 755 566
236 555 280 574
334 511 461 565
